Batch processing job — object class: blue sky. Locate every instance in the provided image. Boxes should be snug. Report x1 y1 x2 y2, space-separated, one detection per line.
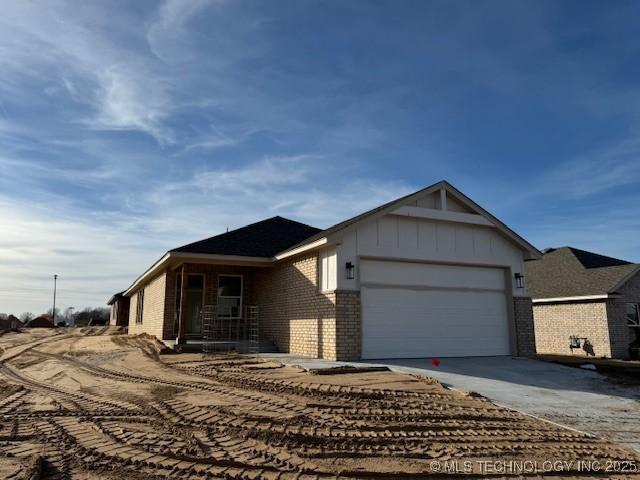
1 0 639 315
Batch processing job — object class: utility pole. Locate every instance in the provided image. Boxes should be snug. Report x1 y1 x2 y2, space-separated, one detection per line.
52 274 58 324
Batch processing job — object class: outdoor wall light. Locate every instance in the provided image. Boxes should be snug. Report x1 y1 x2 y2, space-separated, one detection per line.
569 336 582 350
514 272 525 289
345 261 355 280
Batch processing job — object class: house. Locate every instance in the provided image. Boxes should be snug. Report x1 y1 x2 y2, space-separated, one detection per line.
0 315 21 330
27 315 55 328
525 247 640 360
123 180 541 360
107 291 130 327
7 315 21 329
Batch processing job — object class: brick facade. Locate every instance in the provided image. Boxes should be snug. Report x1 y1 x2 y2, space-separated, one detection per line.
126 253 537 361
533 301 612 357
513 297 536 357
127 272 167 338
606 270 640 359
255 253 340 359
531 270 640 359
334 291 361 360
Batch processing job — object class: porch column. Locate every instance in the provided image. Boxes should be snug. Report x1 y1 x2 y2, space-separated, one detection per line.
177 265 187 345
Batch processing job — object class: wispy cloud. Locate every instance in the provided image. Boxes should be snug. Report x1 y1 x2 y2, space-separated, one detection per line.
146 0 217 64
543 138 640 199
1 0 640 315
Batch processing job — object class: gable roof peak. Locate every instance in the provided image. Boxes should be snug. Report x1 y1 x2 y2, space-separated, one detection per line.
565 246 632 269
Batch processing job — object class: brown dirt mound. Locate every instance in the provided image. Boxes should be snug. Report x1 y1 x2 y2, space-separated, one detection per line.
110 333 174 358
0 330 638 479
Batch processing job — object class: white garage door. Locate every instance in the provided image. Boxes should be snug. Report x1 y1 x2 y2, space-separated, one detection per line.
361 260 511 359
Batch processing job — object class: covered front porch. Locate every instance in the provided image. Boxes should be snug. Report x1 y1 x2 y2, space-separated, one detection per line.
165 259 272 352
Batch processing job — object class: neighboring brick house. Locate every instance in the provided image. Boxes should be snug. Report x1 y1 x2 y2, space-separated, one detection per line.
525 247 640 360
0 315 22 330
123 180 540 360
26 315 55 328
107 291 130 327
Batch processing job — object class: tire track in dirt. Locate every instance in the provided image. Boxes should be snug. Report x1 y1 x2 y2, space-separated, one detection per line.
1 331 639 479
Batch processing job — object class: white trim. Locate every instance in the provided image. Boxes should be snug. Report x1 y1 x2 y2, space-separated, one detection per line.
124 253 171 297
274 237 328 260
532 294 616 304
389 205 495 227
171 252 272 264
439 187 447 210
124 252 270 297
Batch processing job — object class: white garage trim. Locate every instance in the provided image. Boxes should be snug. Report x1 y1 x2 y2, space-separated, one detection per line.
361 283 507 293
360 259 515 359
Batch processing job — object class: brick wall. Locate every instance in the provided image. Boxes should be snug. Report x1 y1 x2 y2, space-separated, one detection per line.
606 270 640 359
255 253 341 359
532 301 612 357
127 272 167 338
335 291 361 360
513 297 536 357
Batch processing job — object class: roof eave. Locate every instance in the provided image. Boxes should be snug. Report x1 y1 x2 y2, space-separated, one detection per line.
273 237 328 260
123 252 274 297
532 294 616 304
608 264 640 294
443 182 542 259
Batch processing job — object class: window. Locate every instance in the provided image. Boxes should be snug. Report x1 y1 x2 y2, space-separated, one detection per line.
136 288 145 324
217 275 242 318
627 303 640 327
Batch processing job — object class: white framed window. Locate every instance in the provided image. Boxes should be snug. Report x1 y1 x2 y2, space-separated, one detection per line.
136 289 145 324
626 303 640 327
217 275 243 319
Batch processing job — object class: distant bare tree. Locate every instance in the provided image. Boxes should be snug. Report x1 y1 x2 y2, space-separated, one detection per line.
73 307 110 326
62 307 75 325
19 312 35 323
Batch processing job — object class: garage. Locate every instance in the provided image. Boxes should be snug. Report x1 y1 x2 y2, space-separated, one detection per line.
361 260 512 359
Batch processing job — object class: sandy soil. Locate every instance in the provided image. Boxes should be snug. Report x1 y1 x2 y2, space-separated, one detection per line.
1 327 639 479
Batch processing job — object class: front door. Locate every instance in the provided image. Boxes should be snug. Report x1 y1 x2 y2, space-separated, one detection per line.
186 274 204 335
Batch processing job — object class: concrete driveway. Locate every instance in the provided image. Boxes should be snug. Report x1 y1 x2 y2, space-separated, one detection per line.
268 354 640 452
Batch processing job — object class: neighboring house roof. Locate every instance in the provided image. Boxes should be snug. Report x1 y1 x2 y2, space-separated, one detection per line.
171 216 321 258
107 291 126 305
27 316 55 328
525 247 640 300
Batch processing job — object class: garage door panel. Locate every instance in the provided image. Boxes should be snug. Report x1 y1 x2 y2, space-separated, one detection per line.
360 260 506 290
360 261 511 359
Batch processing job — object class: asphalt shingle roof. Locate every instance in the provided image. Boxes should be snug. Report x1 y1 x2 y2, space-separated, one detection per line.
170 216 321 258
525 247 639 299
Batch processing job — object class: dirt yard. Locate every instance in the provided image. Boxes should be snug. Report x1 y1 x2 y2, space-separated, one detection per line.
0 328 639 479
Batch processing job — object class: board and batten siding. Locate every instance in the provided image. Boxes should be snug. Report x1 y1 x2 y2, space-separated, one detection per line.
319 247 337 292
335 212 527 296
